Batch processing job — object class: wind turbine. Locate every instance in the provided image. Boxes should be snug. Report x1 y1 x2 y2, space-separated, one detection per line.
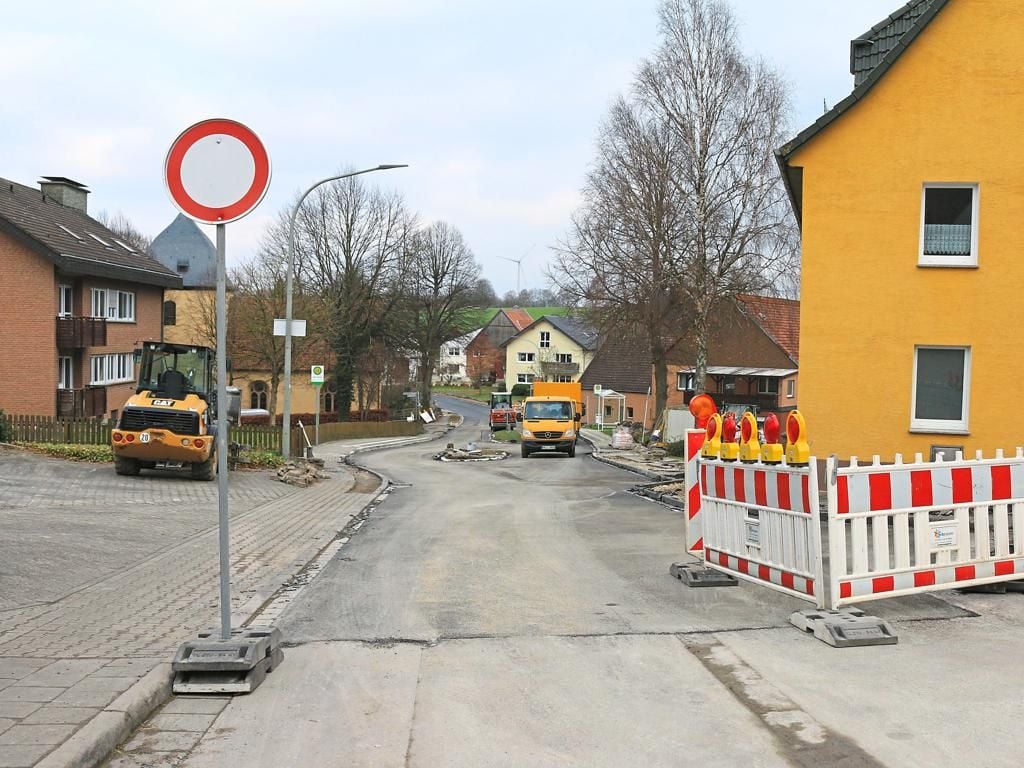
498 245 533 295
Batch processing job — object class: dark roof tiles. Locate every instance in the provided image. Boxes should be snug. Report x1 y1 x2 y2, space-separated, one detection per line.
0 177 181 288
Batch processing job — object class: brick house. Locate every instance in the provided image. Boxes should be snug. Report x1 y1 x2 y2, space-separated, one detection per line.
0 176 181 418
665 295 799 414
579 295 799 429
465 308 533 384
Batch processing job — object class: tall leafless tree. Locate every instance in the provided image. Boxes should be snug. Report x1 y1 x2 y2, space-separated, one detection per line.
292 175 413 420
398 221 482 408
637 0 796 392
550 95 691 417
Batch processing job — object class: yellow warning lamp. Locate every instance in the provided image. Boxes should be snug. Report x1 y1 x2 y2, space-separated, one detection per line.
701 412 723 459
760 412 784 464
720 413 739 461
785 410 810 465
738 411 760 462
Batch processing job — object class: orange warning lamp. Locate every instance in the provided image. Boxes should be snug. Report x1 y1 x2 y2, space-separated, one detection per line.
760 413 783 463
738 411 760 462
720 413 739 461
688 393 718 430
785 410 810 465
701 412 723 459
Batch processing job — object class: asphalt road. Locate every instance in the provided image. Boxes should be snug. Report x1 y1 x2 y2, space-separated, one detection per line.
180 396 1022 768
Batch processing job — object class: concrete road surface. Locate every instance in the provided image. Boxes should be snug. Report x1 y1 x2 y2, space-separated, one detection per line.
164 395 1024 768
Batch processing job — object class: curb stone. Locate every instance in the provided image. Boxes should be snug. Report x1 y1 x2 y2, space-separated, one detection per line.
580 434 685 483
35 664 173 768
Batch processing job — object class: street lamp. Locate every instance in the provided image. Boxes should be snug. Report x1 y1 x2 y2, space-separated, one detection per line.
281 164 408 457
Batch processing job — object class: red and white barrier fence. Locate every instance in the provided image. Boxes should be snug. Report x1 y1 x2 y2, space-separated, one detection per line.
827 450 1024 609
684 428 705 557
698 455 824 607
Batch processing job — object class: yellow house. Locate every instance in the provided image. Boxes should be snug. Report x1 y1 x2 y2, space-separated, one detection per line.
777 0 1023 460
502 315 598 386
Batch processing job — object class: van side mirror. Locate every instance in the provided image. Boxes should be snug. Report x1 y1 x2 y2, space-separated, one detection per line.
516 412 523 422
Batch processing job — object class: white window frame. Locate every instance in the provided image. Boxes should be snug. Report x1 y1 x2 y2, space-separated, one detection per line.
539 331 551 349
58 284 73 317
919 183 979 268
910 345 971 434
786 379 795 399
58 357 73 389
90 353 134 385
555 353 573 364
517 373 535 384
676 371 694 391
555 375 573 383
90 288 136 322
518 352 535 362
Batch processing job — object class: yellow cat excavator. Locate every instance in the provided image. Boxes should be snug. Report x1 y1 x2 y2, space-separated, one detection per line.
111 342 238 480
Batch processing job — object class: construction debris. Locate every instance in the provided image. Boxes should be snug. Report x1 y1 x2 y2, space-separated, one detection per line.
275 458 329 487
435 444 510 462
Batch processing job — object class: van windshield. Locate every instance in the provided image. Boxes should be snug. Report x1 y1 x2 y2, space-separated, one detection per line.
524 401 573 420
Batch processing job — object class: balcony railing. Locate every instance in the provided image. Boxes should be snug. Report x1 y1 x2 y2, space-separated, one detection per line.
539 360 579 375
56 387 107 418
56 316 107 348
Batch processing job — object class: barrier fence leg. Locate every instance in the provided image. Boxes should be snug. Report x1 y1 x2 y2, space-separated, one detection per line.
789 456 898 647
670 429 737 588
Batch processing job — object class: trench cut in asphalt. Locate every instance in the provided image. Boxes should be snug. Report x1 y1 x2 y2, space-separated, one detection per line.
155 396 979 768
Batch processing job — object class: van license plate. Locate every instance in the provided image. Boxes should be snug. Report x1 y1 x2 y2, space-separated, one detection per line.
139 433 151 443
541 445 555 450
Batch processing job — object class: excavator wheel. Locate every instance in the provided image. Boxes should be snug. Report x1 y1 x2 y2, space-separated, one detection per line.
114 455 141 476
191 450 217 481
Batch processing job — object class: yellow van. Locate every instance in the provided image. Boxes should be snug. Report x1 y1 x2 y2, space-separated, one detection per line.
518 395 579 458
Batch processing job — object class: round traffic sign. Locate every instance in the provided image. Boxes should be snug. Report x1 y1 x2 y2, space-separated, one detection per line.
164 118 271 224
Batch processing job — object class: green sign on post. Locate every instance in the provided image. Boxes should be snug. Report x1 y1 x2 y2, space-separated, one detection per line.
311 365 325 386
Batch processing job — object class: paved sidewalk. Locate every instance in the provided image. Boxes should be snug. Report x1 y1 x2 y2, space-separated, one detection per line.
0 435 413 768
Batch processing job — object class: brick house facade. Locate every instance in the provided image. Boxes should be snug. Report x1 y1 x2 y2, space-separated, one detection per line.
465 308 533 384
0 177 181 418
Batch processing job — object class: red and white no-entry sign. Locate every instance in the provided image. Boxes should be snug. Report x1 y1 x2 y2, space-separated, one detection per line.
164 118 271 224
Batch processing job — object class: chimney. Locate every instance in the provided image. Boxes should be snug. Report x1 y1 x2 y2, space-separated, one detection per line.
39 176 89 214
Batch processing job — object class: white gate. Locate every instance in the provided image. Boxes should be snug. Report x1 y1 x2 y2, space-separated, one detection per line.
827 451 1024 609
699 456 824 607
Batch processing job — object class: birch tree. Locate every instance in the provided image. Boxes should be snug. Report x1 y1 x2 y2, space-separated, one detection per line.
637 0 795 392
550 95 690 417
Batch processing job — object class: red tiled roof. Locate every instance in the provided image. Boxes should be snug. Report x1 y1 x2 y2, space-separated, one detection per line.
503 308 534 331
737 295 800 363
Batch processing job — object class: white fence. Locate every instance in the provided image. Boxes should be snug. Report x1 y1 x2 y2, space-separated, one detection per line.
699 455 824 607
827 451 1024 609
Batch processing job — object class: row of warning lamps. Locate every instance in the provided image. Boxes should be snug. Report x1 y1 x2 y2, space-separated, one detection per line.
690 394 810 466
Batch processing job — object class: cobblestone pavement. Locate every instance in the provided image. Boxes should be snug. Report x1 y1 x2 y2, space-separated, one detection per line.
0 445 386 768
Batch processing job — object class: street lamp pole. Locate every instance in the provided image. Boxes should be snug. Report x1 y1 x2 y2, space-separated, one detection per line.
281 164 408 457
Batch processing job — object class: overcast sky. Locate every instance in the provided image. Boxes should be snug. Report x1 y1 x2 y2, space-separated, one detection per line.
2 0 899 295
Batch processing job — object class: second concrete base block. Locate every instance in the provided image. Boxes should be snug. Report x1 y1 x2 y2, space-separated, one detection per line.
669 562 739 587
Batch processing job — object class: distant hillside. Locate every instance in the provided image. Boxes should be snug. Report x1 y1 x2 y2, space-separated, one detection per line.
460 306 572 331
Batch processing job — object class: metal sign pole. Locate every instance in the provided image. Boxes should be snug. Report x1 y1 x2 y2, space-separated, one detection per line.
314 387 320 446
215 223 231 641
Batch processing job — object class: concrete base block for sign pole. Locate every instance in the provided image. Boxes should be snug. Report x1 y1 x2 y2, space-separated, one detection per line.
669 562 738 587
790 608 898 648
172 626 283 695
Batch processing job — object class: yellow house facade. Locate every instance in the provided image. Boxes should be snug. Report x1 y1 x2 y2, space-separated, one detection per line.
778 0 1024 460
502 316 598 387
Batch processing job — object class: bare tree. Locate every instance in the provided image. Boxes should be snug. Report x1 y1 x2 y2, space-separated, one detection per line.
636 0 796 391
550 95 690 417
94 210 152 253
398 221 482 407
293 175 413 420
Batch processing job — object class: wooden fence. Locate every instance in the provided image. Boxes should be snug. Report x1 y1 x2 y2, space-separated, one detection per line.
2 414 424 454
